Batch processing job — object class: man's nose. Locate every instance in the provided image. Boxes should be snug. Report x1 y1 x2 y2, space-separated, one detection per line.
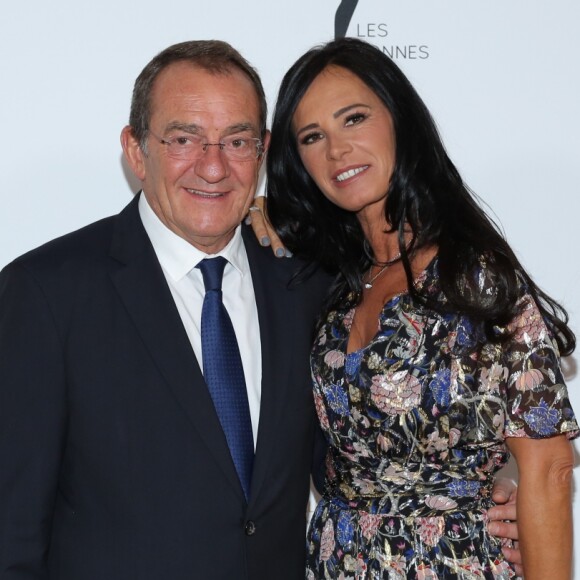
194 144 229 182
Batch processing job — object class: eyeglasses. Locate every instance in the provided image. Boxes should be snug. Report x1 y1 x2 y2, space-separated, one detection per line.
148 130 263 162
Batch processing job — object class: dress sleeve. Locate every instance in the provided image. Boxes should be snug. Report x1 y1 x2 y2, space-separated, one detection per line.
501 292 578 439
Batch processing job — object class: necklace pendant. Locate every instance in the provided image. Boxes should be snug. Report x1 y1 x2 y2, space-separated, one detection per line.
363 249 403 291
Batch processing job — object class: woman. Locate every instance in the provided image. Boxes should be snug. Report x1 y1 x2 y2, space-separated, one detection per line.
264 38 577 579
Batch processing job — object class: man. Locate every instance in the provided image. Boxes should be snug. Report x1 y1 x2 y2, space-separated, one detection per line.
0 41 520 579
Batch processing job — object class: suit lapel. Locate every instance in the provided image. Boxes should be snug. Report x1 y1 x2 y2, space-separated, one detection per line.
242 228 298 504
107 196 245 501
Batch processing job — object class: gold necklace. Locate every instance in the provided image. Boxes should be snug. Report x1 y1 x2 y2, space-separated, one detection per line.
363 252 402 289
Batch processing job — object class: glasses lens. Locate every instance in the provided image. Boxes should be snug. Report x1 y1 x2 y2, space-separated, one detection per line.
223 137 261 160
164 135 203 160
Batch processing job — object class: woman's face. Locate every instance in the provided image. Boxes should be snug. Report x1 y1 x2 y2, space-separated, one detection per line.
292 65 396 221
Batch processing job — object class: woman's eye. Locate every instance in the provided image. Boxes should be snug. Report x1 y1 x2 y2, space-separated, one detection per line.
345 113 367 126
301 132 323 145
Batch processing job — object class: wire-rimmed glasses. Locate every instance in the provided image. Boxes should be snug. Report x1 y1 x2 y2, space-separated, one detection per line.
148 130 263 162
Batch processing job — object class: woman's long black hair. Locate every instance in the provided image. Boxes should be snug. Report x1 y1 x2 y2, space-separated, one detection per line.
266 37 574 356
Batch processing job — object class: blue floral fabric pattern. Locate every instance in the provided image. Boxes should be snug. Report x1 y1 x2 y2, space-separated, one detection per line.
306 258 578 579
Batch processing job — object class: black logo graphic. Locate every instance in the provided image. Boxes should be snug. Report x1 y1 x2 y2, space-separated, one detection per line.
335 0 359 38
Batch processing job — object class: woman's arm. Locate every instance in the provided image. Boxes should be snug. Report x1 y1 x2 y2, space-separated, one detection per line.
506 434 574 580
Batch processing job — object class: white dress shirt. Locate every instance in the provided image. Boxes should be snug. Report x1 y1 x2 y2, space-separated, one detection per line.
138 194 262 447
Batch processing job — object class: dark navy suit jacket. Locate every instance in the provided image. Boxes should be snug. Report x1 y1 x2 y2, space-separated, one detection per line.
0 194 329 579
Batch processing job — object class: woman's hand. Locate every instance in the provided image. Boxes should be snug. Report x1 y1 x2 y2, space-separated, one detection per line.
487 477 523 576
245 197 291 258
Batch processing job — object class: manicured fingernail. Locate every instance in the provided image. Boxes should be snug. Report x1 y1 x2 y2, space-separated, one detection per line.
275 248 285 257
261 236 271 246
244 216 251 225
285 249 293 258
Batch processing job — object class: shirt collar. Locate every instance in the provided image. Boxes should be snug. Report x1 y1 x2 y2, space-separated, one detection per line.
138 193 247 281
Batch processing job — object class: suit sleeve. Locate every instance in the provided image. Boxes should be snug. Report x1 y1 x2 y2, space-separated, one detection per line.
307 270 332 495
0 262 66 578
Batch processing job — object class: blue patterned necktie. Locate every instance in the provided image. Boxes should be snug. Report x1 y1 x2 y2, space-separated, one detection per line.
196 257 254 500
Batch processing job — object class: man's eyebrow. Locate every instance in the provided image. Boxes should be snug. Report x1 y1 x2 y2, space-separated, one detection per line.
164 122 202 135
222 122 259 136
163 122 258 136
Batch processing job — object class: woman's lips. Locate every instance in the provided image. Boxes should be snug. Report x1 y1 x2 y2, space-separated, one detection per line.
334 165 369 182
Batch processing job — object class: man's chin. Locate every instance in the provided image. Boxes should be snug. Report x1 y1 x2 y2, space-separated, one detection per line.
177 223 240 254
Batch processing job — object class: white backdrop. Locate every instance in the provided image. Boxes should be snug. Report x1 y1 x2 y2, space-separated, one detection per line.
1 0 579 574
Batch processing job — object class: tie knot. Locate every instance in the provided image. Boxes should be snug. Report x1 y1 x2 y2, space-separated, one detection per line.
196 256 228 292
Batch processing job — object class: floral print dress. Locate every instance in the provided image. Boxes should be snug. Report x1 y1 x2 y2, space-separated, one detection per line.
306 258 578 579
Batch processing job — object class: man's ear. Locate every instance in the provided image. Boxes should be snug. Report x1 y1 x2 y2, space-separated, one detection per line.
120 125 146 181
258 130 271 169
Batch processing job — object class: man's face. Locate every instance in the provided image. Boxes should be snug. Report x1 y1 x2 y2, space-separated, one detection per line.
122 62 269 253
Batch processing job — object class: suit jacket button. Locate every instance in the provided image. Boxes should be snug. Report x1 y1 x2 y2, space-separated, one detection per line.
245 520 256 536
